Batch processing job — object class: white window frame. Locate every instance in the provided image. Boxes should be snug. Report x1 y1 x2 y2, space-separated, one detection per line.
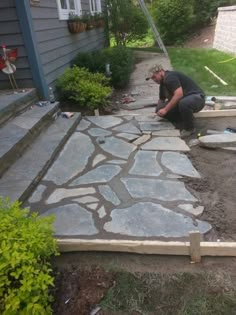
89 0 102 15
56 0 82 20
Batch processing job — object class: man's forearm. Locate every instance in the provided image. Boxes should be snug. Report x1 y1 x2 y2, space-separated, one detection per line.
164 94 182 112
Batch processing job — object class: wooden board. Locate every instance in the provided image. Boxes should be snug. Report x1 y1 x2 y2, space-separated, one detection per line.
194 109 236 118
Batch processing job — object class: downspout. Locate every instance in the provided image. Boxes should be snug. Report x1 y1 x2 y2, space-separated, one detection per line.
15 0 49 100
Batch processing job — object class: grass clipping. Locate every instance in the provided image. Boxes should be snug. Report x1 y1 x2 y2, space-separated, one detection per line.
100 271 236 314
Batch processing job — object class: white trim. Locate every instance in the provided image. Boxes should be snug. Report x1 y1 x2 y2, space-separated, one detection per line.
56 0 82 20
89 0 102 14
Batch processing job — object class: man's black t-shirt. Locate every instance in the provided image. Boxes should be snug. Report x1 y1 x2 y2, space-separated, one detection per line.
159 71 204 100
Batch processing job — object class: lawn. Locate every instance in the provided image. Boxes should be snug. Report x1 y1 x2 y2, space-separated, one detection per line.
168 48 236 96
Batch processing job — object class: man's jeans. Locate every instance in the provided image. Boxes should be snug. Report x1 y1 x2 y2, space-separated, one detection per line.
155 94 205 130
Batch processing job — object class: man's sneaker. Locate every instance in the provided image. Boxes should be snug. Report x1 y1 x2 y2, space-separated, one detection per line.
180 128 195 138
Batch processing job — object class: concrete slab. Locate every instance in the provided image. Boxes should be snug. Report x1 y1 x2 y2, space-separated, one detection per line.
141 137 190 152
104 202 211 237
199 134 236 148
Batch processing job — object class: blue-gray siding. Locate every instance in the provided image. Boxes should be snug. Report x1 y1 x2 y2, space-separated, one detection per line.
0 0 106 93
0 0 33 88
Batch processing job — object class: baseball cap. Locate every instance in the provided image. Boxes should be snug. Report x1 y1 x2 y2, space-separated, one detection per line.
145 64 163 81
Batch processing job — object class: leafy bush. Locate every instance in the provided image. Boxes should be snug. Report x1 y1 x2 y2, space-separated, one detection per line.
56 66 112 110
153 0 194 45
0 198 58 315
72 46 134 89
106 0 149 46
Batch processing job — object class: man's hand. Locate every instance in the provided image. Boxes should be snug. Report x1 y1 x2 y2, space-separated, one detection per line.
157 107 168 117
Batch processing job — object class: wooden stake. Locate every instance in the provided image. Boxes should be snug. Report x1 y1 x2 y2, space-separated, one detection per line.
204 66 228 85
189 231 201 263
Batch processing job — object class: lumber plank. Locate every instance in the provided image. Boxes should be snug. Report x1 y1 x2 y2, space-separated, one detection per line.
194 109 236 118
189 231 201 262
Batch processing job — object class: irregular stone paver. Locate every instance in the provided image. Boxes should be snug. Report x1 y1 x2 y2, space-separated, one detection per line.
88 128 112 137
129 151 162 177
92 154 106 167
135 115 159 122
161 152 201 178
104 202 211 237
76 119 91 131
86 116 123 129
42 204 98 235
152 129 180 137
70 165 121 186
133 134 151 146
199 134 236 148
107 160 127 165
98 185 120 206
139 121 175 132
45 133 94 184
73 196 99 204
98 206 106 218
112 122 141 135
98 136 137 159
28 184 47 203
121 178 197 202
46 187 96 204
116 133 139 141
141 137 190 152
167 174 183 179
87 203 99 210
178 204 204 216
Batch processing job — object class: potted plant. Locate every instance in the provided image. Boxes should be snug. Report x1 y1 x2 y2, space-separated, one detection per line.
93 12 105 28
82 13 94 31
67 12 87 34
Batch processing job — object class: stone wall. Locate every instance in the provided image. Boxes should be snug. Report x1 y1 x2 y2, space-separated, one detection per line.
213 5 236 54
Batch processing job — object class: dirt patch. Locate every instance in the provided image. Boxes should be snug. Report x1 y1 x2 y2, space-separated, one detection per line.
183 23 216 49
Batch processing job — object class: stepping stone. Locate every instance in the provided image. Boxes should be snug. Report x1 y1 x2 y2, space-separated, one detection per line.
92 154 106 167
42 204 98 236
178 204 204 216
88 128 112 137
141 137 190 152
139 121 175 132
70 165 121 186
121 177 197 202
133 134 151 146
199 134 236 148
98 206 106 218
104 202 211 237
129 151 162 177
98 136 137 159
76 119 91 131
45 133 94 184
98 185 120 206
46 187 96 204
86 116 123 129
152 129 180 137
116 133 139 141
29 184 47 203
112 122 142 135
161 152 201 178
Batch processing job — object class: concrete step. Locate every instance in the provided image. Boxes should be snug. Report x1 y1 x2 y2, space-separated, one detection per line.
0 113 81 202
0 89 38 127
0 102 60 177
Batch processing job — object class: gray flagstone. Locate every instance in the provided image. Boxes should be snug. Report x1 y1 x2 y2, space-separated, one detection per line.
141 137 190 151
98 185 120 205
76 119 91 131
29 184 47 203
98 136 137 159
46 187 96 204
104 202 211 237
92 154 106 167
88 128 112 137
139 121 175 131
116 133 140 141
129 151 162 176
86 116 123 129
112 122 142 135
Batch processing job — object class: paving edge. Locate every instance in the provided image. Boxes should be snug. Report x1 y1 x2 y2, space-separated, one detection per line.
195 109 236 117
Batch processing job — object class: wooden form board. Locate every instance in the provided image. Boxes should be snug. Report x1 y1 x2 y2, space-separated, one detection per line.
194 109 236 118
57 238 236 260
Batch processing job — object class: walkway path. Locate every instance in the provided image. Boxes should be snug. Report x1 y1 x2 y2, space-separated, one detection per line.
27 53 212 241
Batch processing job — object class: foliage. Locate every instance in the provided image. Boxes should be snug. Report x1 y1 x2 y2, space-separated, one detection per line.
56 66 112 109
106 0 149 46
72 46 134 89
153 0 194 45
168 48 236 96
0 198 58 315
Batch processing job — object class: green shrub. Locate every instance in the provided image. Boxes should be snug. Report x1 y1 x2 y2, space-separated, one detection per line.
56 66 112 110
72 46 134 89
0 198 58 315
153 0 194 45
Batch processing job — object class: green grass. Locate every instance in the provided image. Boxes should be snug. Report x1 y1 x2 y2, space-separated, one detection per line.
168 48 236 96
100 271 236 315
110 31 155 48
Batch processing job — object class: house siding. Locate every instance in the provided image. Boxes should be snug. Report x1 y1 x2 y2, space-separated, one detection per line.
0 0 106 94
0 0 33 89
31 0 106 89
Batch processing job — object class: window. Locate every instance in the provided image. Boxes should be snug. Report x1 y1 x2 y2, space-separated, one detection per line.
56 0 82 20
89 0 101 14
